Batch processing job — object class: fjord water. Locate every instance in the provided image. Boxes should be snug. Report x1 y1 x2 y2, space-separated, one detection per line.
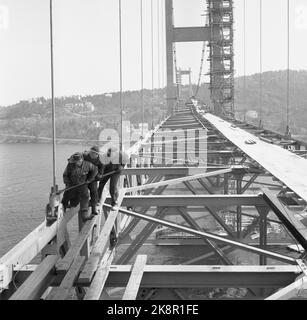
0 143 88 257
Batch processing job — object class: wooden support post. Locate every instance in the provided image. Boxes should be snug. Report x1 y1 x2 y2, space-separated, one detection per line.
122 255 147 300
10 255 58 300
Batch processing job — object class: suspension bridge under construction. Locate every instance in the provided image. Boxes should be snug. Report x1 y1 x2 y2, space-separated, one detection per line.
1 0 307 300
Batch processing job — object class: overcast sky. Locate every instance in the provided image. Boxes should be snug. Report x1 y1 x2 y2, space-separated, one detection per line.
1 0 307 106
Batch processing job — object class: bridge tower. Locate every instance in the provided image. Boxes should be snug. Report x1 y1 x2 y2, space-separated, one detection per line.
176 68 193 100
165 0 234 117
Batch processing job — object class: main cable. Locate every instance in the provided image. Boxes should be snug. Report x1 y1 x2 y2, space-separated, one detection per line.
259 0 263 127
151 0 154 129
157 0 161 90
140 0 144 138
49 0 57 189
119 0 123 152
243 0 246 110
286 0 291 137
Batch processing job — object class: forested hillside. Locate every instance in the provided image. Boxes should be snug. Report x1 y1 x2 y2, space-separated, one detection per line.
1 70 307 143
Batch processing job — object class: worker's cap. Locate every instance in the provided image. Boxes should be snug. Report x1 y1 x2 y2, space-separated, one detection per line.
70 152 83 163
90 145 100 153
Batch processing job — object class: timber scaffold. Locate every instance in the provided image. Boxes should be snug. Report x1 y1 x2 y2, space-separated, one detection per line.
1 100 307 300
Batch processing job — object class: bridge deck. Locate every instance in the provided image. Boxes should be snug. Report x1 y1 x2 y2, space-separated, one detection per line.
1 102 307 300
204 113 307 203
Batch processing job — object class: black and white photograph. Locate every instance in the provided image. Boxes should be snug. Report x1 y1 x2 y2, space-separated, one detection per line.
1 0 307 304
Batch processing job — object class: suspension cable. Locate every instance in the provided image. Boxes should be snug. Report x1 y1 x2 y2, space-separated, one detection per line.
173 43 178 101
286 0 291 137
161 0 165 90
259 0 263 127
49 0 57 189
151 0 154 129
157 0 161 90
195 41 206 98
140 0 144 138
119 0 123 152
194 8 208 98
243 0 246 111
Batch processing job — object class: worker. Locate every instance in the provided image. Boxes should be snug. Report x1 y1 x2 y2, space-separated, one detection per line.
98 146 130 209
82 146 104 215
61 152 98 221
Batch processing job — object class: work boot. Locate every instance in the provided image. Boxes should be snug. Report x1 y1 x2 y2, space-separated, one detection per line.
109 230 117 248
111 201 119 211
83 214 95 222
61 202 71 213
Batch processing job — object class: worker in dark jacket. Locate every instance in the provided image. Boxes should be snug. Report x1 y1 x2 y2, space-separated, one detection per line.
61 152 98 221
83 146 104 215
98 146 129 208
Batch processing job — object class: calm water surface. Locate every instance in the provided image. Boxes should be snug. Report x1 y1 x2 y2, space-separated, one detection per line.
0 143 88 257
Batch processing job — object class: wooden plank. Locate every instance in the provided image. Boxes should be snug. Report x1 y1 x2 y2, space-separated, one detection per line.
125 168 232 193
78 190 125 285
56 218 97 273
0 117 160 292
0 207 78 291
46 256 85 300
83 250 114 300
204 113 307 202
9 255 58 300
122 255 147 300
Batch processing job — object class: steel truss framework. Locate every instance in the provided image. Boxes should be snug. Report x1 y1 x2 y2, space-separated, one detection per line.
1 100 307 300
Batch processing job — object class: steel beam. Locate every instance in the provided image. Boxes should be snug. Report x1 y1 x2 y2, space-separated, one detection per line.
115 195 267 207
265 275 307 300
262 188 307 251
125 168 232 193
105 265 300 288
122 167 239 176
108 205 297 264
173 27 211 42
177 207 232 264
